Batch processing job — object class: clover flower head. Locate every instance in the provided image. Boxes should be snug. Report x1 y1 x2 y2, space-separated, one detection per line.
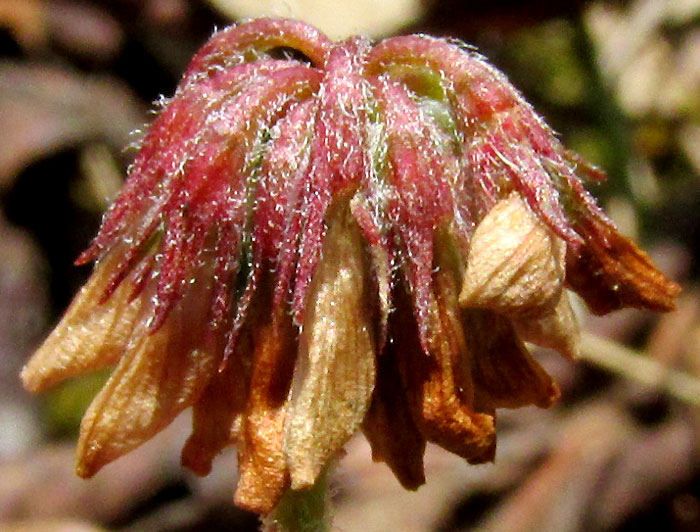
22 18 680 514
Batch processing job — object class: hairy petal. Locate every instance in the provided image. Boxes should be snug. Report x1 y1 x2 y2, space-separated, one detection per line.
185 18 332 77
395 242 496 463
366 35 601 246
284 203 377 489
78 61 295 267
291 38 372 325
149 65 322 332
373 76 454 351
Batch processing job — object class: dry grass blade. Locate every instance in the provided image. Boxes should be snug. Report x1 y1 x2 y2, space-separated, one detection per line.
580 332 700 407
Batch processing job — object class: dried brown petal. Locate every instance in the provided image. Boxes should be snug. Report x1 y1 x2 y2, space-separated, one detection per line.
181 327 250 477
465 310 561 410
460 193 566 319
352 190 392 351
566 216 680 314
235 301 297 514
283 203 377 489
397 244 496 463
21 249 143 393
513 291 580 360
76 271 218 478
363 338 426 490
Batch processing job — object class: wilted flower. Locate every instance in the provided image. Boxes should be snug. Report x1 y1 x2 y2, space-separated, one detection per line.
22 18 679 515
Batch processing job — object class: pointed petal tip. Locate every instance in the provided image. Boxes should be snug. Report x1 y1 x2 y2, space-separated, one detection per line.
567 217 681 315
465 441 497 464
534 381 561 409
180 440 214 477
463 309 562 412
363 340 427 492
234 472 289 514
288 463 322 492
368 449 426 490
19 251 149 394
70 323 218 483
75 433 105 479
75 461 94 479
20 363 44 394
400 473 426 491
365 424 427 490
20 343 92 393
20 341 88 395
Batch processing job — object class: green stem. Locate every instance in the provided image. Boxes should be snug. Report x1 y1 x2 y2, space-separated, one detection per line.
262 471 331 532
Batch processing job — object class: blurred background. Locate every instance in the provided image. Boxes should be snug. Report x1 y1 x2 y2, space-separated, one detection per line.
0 1 699 531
